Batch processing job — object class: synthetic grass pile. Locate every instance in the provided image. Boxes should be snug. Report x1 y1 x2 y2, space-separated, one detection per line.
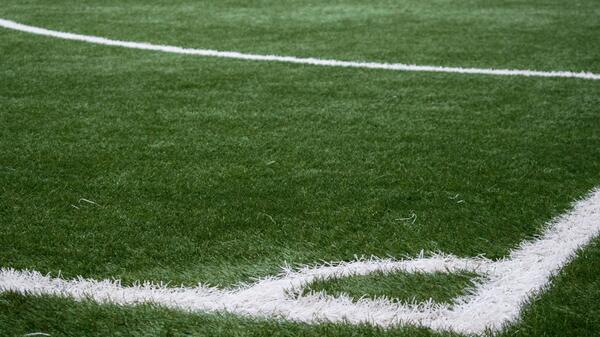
302 271 478 304
1 0 600 336
2 0 600 72
2 241 599 337
2 16 599 287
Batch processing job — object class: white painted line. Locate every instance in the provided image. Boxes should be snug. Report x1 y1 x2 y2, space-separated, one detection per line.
2 188 600 335
1 18 599 80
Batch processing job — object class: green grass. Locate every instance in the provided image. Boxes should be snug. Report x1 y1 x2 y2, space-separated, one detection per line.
2 0 600 72
1 240 599 337
302 271 478 304
1 0 600 336
1 7 599 286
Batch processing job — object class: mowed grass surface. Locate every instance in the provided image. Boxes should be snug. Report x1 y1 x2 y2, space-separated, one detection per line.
2 240 599 337
1 0 600 286
302 271 478 304
1 0 600 336
2 0 600 72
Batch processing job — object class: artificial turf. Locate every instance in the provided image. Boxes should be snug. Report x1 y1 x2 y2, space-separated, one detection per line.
2 0 600 72
302 271 478 304
1 240 599 337
1 0 600 336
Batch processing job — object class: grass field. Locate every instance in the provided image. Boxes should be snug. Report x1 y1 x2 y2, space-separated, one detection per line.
1 0 600 336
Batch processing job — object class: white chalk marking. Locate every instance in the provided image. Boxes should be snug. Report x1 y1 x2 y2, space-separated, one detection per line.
2 188 600 335
1 18 599 80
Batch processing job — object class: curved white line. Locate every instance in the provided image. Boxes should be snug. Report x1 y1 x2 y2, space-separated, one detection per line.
1 18 600 80
2 188 600 335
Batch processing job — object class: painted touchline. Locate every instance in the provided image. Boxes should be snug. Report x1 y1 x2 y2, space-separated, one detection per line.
2 187 600 335
1 18 600 80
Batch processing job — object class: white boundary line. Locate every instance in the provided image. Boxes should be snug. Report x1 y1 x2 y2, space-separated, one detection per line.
2 188 600 335
1 18 600 80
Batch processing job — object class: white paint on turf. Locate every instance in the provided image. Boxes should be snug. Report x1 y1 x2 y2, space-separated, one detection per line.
1 188 600 335
1 18 600 80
